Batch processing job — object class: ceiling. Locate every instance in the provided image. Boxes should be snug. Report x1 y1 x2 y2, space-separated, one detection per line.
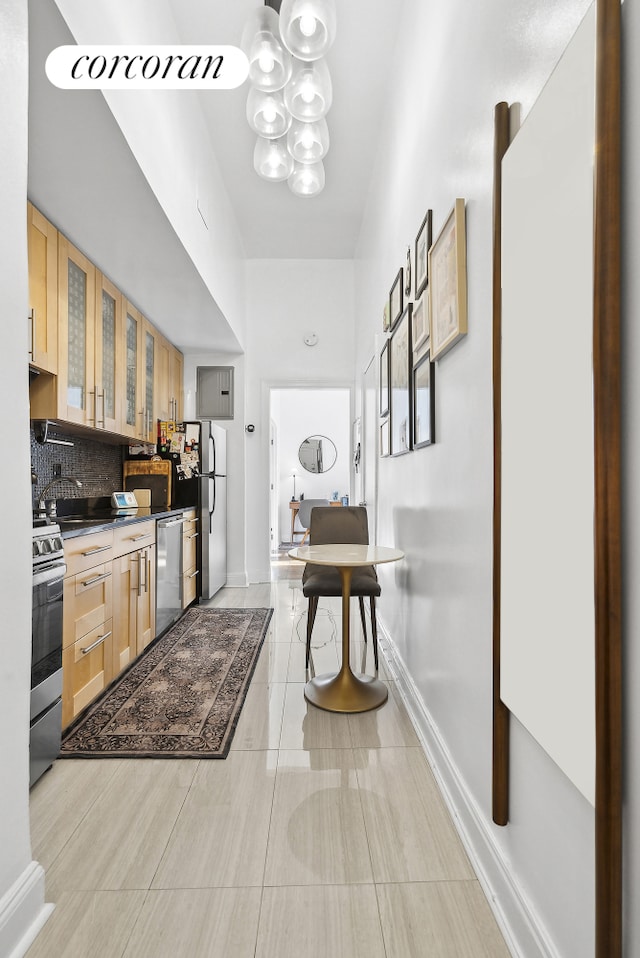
27 0 403 350
159 0 403 259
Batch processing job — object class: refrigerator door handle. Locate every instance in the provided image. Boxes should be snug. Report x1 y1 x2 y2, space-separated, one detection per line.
209 476 216 535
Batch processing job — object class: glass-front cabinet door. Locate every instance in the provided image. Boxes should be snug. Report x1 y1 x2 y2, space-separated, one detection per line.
122 302 141 440
142 321 156 443
95 273 121 433
58 237 95 425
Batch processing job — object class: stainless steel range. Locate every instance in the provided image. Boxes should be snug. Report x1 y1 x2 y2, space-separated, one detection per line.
31 518 65 786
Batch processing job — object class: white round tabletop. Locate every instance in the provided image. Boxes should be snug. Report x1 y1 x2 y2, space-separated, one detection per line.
288 543 404 567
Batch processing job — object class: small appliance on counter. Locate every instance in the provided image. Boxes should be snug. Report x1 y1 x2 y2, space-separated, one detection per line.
111 491 138 514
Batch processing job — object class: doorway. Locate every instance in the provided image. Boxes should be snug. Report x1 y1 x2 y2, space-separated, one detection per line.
269 386 352 556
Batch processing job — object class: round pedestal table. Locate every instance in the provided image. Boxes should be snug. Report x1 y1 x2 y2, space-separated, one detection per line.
288 543 404 713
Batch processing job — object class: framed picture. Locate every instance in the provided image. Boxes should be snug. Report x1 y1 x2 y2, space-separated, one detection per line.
412 351 435 449
382 299 390 333
412 289 429 361
414 209 433 299
429 198 467 360
390 303 412 456
389 268 404 330
380 340 390 417
380 418 390 457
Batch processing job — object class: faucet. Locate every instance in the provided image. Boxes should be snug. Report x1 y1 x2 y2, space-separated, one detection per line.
38 477 83 517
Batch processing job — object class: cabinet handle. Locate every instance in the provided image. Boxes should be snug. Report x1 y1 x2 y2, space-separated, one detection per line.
83 571 112 587
130 533 152 542
81 631 111 655
97 390 105 426
28 309 35 359
82 545 111 557
188 570 198 579
145 552 150 594
187 533 199 540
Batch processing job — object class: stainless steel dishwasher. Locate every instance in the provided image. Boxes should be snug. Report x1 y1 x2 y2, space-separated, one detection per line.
155 515 185 637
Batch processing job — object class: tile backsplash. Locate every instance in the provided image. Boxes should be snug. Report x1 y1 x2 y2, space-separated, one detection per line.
31 424 126 509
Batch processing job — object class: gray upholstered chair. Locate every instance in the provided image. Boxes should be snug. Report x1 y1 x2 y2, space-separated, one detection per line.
302 505 381 670
296 498 329 545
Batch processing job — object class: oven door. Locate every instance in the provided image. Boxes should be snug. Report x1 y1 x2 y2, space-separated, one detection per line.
31 559 65 718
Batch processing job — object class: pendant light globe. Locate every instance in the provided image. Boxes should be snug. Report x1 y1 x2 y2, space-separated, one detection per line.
287 117 329 164
279 0 336 61
254 135 294 181
246 87 292 138
284 58 332 122
288 159 325 197
241 6 292 91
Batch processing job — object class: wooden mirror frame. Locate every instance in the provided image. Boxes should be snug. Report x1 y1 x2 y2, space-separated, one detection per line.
491 3 621 956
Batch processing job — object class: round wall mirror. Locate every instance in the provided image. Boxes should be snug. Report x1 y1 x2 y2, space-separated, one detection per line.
298 435 337 474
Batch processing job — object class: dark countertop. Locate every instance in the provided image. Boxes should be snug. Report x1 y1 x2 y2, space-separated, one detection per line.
58 506 191 538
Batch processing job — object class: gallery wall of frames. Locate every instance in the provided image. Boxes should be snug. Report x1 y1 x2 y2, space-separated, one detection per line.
379 199 467 458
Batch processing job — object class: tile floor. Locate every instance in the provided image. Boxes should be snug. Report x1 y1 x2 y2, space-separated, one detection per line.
27 567 511 957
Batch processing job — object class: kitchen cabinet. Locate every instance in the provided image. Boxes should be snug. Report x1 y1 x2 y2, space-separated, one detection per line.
182 510 199 608
169 343 184 422
112 520 156 672
27 203 58 374
94 273 122 433
120 304 158 442
141 318 157 443
62 529 114 729
27 204 184 441
156 335 184 424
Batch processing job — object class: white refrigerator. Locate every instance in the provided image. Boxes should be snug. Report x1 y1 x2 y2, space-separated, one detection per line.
198 421 228 598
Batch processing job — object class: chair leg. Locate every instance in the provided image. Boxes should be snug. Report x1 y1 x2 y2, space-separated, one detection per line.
358 596 368 644
306 596 319 668
370 596 379 671
301 528 309 545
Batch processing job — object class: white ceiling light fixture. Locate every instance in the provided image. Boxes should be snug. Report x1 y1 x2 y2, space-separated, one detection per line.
254 134 294 181
287 117 329 164
241 6 292 91
284 58 332 122
243 0 335 198
246 87 291 138
279 0 337 61
288 160 325 198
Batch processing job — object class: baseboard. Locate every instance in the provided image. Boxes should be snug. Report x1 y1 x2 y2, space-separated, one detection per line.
0 861 53 958
247 567 270 584
225 572 249 587
377 620 561 958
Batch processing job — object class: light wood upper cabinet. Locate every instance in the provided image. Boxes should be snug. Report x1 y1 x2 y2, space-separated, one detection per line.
27 203 58 374
169 345 184 422
155 335 183 423
121 301 142 440
27 204 184 440
95 273 122 433
141 318 157 443
57 236 97 426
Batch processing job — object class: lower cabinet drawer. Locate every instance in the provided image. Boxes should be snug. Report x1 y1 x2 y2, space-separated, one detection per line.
62 618 113 729
63 564 113 648
183 568 198 608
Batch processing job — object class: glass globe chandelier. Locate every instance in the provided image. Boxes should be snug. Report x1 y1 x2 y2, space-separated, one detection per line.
243 0 335 198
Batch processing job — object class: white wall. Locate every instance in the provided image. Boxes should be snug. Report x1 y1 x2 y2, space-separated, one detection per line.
354 2 596 957
272 388 351 544
0 1 52 954
245 260 355 581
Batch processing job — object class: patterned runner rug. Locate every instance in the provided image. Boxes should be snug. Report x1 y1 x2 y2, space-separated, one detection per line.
60 607 273 759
